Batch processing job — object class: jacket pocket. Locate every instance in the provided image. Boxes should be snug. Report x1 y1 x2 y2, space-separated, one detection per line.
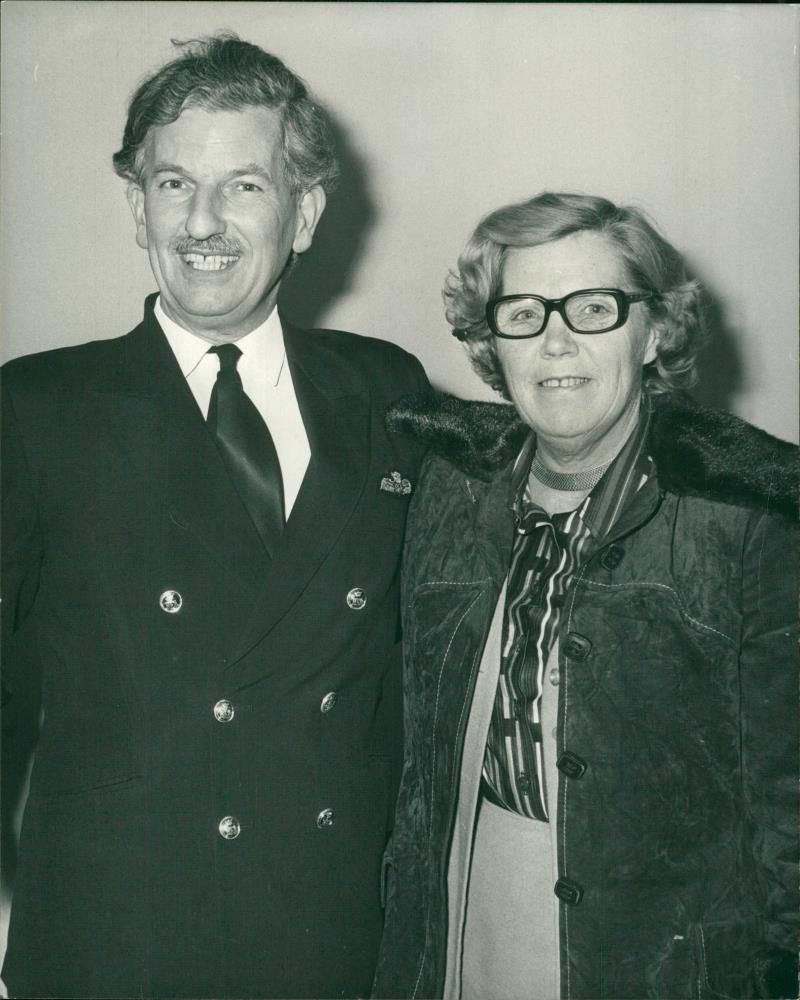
30 761 141 798
373 849 432 998
692 921 766 1000
380 846 394 909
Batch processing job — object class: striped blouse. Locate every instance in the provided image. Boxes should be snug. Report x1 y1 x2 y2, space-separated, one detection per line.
481 412 653 822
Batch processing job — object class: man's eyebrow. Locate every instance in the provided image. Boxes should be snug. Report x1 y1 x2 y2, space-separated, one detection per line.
149 163 273 181
151 162 188 176
228 164 273 181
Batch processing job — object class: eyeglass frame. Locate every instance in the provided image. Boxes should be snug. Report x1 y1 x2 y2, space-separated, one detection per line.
485 288 658 339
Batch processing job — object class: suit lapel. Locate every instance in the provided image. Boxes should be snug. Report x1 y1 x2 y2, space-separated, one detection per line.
225 319 371 669
93 297 270 594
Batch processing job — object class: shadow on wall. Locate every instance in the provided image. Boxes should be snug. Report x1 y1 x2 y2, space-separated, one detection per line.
689 263 746 413
279 112 375 329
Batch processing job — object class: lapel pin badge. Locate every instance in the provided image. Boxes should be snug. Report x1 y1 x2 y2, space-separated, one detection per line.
379 471 412 496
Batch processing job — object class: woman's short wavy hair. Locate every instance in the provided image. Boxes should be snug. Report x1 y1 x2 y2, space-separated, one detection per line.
444 192 706 398
112 32 339 195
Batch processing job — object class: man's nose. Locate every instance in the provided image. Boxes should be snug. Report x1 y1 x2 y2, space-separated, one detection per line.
539 310 579 358
185 187 226 240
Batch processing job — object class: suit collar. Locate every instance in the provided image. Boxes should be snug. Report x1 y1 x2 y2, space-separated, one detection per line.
94 294 272 591
281 316 361 401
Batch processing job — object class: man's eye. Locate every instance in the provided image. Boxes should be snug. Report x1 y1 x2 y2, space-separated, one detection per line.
159 179 186 191
235 182 263 193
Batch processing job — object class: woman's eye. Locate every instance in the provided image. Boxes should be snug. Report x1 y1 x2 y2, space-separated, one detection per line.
580 301 612 316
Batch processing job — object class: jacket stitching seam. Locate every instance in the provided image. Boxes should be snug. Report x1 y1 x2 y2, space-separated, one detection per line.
560 567 585 1000
698 925 706 1000
580 579 735 644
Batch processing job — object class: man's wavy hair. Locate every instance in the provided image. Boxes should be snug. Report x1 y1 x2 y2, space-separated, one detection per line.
444 192 706 398
112 32 339 195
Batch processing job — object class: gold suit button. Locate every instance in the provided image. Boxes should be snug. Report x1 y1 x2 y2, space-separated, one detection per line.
320 691 338 713
346 587 366 610
159 590 182 614
218 816 241 840
213 699 235 723
316 808 335 829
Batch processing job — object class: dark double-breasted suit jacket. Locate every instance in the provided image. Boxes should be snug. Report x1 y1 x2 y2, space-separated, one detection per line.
1 295 428 999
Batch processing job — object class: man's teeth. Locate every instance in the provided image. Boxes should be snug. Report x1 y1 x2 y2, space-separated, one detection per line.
182 253 238 271
540 377 590 388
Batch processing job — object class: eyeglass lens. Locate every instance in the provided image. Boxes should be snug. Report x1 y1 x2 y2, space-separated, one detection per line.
495 291 621 336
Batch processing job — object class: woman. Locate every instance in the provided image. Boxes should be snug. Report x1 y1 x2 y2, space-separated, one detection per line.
373 193 798 1000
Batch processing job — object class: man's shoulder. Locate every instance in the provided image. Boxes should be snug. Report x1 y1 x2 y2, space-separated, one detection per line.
2 333 130 395
286 322 427 396
294 324 418 365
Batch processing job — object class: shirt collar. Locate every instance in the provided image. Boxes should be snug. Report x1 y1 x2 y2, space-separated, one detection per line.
154 295 286 386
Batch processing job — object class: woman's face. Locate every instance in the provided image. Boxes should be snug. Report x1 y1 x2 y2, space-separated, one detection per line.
495 231 658 468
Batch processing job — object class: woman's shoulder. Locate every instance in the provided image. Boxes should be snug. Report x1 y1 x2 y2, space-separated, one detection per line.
650 395 799 522
388 389 799 520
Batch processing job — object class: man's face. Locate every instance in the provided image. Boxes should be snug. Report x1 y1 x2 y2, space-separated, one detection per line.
495 231 659 467
127 106 325 343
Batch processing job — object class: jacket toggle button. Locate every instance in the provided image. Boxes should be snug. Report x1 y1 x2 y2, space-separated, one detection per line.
316 808 335 829
159 590 182 613
218 816 241 840
213 699 235 723
554 877 583 905
346 588 366 610
557 750 587 779
600 544 625 570
564 632 592 660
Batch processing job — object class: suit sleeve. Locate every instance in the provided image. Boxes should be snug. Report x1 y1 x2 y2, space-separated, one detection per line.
1 379 44 890
738 509 799 995
2 380 44 655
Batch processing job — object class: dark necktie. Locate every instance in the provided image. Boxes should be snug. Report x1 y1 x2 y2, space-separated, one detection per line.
207 343 284 556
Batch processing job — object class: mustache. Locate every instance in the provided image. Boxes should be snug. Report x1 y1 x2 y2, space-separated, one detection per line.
171 238 242 255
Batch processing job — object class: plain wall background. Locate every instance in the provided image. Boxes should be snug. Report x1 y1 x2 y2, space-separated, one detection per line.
1 1 798 447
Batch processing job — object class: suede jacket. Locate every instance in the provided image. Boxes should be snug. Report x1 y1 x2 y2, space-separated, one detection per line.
373 393 799 1000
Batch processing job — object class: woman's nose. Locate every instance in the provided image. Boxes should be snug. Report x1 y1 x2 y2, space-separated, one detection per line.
539 310 579 357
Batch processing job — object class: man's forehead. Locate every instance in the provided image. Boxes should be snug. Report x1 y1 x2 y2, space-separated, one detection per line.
140 105 283 170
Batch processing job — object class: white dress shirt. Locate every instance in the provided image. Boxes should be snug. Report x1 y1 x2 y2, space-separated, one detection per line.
154 296 310 516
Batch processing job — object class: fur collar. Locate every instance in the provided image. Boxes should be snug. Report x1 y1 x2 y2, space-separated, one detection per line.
387 392 799 521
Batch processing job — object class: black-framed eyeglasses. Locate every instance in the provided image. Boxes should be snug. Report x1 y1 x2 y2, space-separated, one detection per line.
486 288 657 339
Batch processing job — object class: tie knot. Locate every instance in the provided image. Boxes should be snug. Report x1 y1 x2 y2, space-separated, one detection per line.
209 343 242 372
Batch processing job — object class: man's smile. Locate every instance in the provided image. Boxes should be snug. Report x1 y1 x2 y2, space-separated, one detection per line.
180 252 239 271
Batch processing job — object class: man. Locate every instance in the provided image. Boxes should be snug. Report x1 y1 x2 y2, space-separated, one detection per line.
2 34 427 999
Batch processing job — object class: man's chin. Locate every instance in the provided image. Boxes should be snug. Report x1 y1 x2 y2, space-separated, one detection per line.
159 289 272 341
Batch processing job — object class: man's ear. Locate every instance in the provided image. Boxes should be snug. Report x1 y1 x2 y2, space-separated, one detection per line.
126 184 149 250
292 186 326 255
